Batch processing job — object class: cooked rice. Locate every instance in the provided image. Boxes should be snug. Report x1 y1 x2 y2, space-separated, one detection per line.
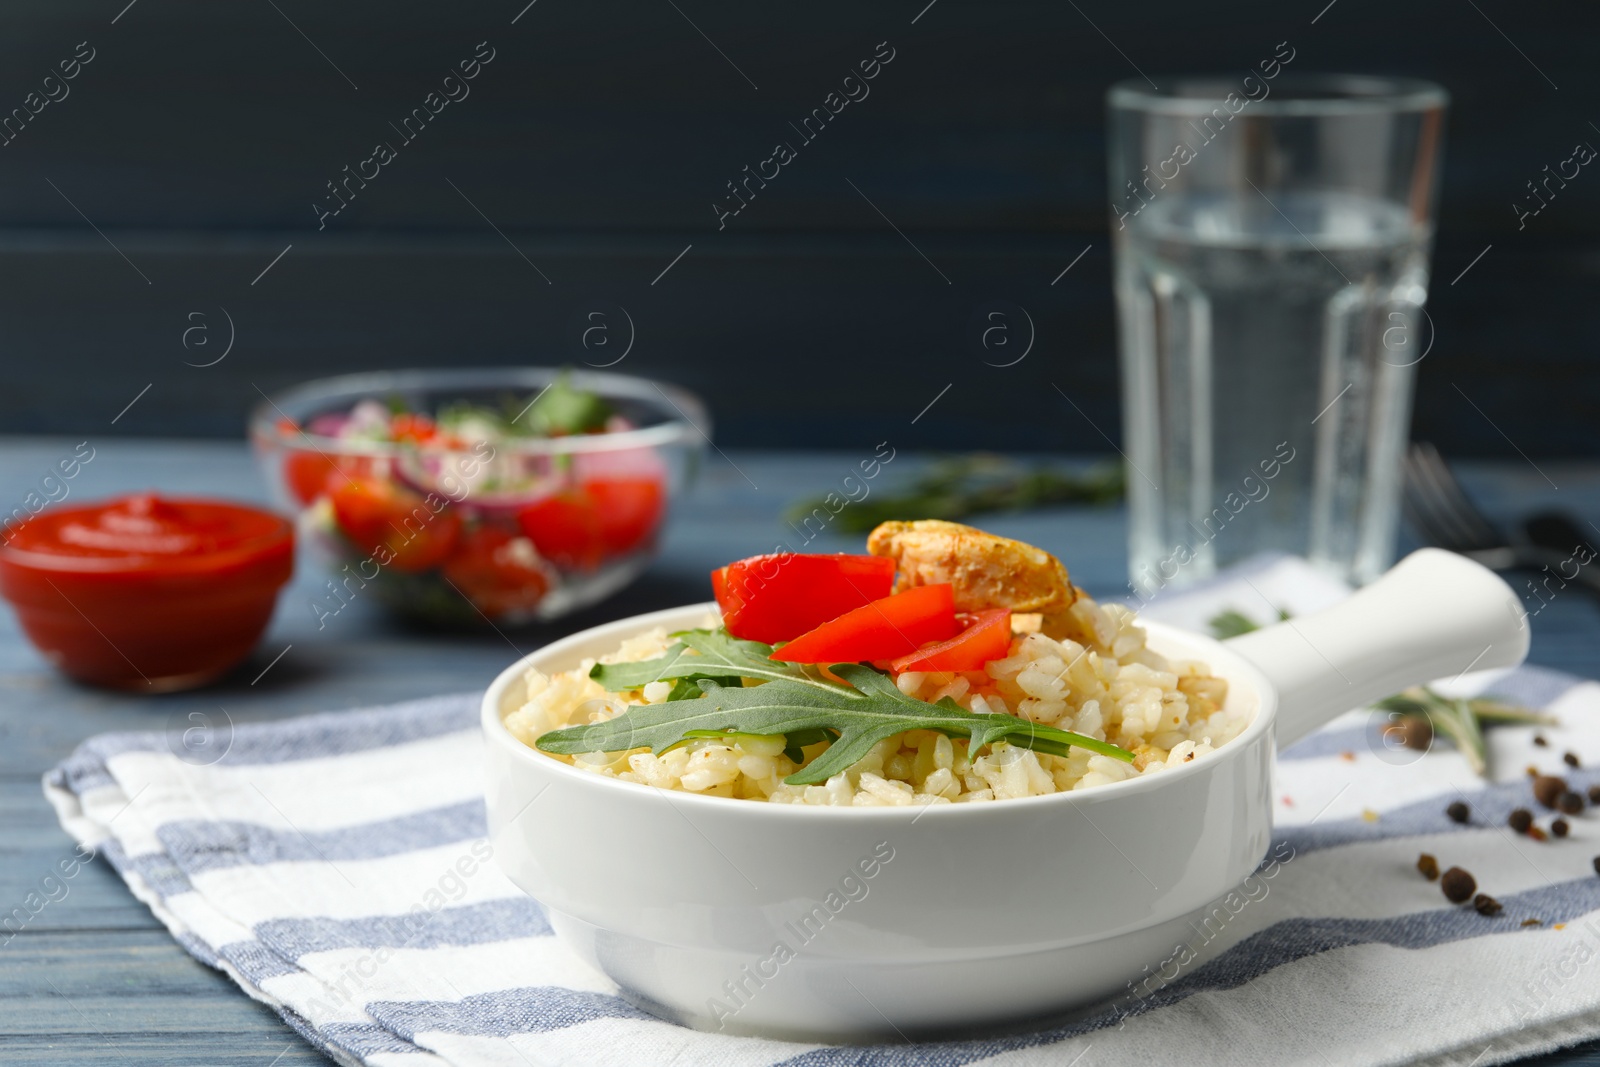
502 594 1247 805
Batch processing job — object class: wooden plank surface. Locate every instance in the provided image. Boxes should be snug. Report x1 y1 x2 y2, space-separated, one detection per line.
1 438 1598 1065
0 0 1595 456
0 228 1594 460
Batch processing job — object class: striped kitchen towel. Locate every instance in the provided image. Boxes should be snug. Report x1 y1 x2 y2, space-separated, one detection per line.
43 557 1600 1067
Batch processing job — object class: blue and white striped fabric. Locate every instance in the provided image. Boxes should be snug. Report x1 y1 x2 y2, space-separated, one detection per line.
43 558 1600 1067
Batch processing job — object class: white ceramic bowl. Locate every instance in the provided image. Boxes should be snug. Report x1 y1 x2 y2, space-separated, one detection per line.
481 549 1528 1041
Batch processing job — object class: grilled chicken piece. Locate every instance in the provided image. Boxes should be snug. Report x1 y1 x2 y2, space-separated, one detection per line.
865 520 1079 615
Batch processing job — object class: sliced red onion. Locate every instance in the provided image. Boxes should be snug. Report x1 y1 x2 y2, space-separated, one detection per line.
308 412 350 436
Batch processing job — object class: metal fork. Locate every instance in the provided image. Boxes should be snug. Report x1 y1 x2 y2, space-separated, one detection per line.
1403 441 1600 596
1403 442 1517 568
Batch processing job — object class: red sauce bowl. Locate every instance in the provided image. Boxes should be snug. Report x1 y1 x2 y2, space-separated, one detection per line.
0 494 294 692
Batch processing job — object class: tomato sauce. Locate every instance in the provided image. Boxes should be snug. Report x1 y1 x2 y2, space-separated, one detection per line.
0 494 294 690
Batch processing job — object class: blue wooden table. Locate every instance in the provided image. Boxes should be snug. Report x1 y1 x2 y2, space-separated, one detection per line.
2 438 1597 1065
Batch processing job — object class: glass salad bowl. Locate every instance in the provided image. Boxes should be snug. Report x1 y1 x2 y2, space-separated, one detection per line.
249 368 707 627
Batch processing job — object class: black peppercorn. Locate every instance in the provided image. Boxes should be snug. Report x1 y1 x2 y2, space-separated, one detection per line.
1534 775 1568 809
1446 800 1470 824
1441 866 1476 903
1509 808 1533 834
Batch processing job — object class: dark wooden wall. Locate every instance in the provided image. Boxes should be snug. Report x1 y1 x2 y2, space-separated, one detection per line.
0 0 1594 454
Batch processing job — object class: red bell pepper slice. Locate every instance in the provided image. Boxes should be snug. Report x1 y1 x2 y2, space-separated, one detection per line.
713 553 896 644
770 584 958 663
890 609 1013 673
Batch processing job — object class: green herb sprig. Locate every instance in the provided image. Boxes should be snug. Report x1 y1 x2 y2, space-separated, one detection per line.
541 628 1133 785
1371 687 1555 776
786 455 1124 535
1207 607 1553 776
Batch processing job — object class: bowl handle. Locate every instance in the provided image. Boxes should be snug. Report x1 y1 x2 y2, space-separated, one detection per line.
1224 548 1531 751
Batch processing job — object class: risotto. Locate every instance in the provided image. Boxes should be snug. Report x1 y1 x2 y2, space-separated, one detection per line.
504 522 1246 806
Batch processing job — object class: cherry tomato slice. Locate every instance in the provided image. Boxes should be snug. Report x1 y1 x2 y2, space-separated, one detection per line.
285 452 337 505
588 476 665 555
769 584 958 663
443 526 549 617
712 553 896 644
284 450 382 506
329 478 460 573
890 609 1012 673
518 490 605 570
517 475 665 571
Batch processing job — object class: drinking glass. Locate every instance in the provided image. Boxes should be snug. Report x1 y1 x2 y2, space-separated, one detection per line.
1109 75 1447 596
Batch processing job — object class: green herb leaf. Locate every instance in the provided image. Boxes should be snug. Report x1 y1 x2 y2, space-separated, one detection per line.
665 677 705 702
1207 609 1261 639
780 727 835 763
1430 695 1488 777
1372 691 1431 719
1206 606 1290 639
589 628 839 696
540 660 1133 785
1464 697 1557 727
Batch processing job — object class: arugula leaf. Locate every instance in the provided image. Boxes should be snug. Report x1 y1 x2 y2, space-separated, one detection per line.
539 661 1132 786
780 728 835 764
589 630 858 758
665 677 705 702
589 639 738 692
590 629 839 696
